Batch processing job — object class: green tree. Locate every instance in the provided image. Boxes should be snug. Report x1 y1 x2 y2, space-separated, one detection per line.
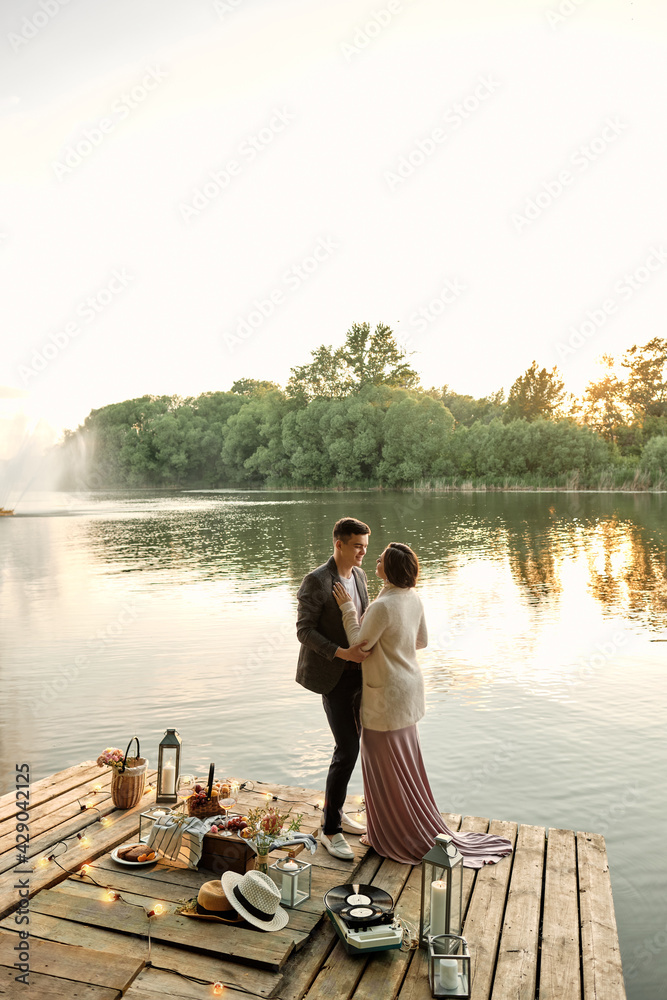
378 392 455 485
581 356 629 443
286 322 419 400
505 361 567 422
620 337 667 428
439 386 506 427
230 378 281 397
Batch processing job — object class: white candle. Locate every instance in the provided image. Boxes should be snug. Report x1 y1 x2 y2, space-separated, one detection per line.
282 861 299 901
430 879 448 937
439 958 458 990
153 810 166 819
162 760 175 795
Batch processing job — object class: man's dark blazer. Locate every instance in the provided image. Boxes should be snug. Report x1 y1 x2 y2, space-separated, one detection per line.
295 555 370 695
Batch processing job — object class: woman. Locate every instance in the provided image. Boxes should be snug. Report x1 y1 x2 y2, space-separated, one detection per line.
333 542 511 868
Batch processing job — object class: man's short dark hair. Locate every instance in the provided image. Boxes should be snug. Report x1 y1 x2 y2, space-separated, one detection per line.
333 517 371 542
384 542 419 588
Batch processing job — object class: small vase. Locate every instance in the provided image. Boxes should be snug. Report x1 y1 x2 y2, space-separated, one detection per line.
256 853 269 874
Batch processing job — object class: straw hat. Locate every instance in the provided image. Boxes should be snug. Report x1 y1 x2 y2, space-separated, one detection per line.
183 880 245 923
221 870 288 932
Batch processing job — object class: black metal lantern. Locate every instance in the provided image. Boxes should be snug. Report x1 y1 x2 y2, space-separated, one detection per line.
156 728 181 806
419 833 464 947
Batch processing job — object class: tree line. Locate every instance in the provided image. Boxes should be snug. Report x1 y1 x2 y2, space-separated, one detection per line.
57 324 667 490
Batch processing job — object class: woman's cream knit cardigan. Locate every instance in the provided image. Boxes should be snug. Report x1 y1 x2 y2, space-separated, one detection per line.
339 582 428 732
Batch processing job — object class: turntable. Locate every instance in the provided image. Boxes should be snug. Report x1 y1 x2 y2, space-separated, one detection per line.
324 883 403 955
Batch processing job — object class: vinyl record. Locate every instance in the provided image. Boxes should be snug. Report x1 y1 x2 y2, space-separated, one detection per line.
324 883 394 915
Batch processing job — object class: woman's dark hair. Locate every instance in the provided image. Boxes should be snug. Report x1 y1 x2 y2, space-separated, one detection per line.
383 542 419 588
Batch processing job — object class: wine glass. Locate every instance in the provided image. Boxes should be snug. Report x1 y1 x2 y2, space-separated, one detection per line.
219 790 237 837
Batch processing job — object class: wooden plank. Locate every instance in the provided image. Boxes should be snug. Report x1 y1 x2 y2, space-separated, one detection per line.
577 832 626 1000
278 851 384 1000
541 828 581 1000
352 863 423 1000
49 878 322 939
89 849 354 919
0 787 158 921
397 813 470 1000
491 824 545 1000
123 965 262 999
0 761 102 820
29 888 298 972
0 964 120 1000
460 819 517 1000
303 857 413 1000
0 929 143 991
0 795 120 874
0 911 282 998
0 771 114 843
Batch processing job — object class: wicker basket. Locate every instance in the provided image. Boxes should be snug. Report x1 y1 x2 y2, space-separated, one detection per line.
110 737 147 810
187 793 222 818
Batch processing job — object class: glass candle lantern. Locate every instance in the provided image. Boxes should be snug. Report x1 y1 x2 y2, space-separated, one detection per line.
139 801 185 843
156 729 182 806
419 833 464 946
427 934 470 997
269 856 312 908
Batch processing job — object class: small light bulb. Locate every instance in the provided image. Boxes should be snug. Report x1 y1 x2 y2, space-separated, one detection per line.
316 799 324 810
106 890 118 902
101 817 110 826
93 784 103 791
153 904 164 915
213 984 224 996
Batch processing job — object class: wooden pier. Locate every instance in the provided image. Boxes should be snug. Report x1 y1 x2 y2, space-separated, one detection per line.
0 761 626 999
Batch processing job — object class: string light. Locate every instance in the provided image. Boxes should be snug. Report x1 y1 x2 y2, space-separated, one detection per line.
213 984 225 995
106 890 120 902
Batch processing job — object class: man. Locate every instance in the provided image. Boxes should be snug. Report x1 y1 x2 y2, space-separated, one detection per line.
296 517 371 860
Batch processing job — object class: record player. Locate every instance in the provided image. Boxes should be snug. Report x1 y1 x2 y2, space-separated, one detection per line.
324 883 403 955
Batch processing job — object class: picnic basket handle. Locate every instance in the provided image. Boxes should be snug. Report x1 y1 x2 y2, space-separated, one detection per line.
120 736 141 773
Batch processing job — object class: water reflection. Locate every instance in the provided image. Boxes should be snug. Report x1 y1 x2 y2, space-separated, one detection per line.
71 490 667 632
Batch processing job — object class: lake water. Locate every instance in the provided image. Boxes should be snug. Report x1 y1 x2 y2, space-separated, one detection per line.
1 489 665 996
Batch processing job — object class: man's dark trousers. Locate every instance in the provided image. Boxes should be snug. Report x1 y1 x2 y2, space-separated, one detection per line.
321 669 362 835
295 555 369 837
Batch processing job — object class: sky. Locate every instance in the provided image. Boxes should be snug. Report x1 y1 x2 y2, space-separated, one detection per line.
1 0 667 450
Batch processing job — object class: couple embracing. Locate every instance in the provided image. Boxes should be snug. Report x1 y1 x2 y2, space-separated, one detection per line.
296 517 512 869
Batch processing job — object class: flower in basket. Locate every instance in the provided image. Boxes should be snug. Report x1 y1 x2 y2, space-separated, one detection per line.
96 747 126 773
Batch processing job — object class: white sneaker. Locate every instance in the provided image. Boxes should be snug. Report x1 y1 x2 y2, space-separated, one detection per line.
320 831 355 860
341 813 367 835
